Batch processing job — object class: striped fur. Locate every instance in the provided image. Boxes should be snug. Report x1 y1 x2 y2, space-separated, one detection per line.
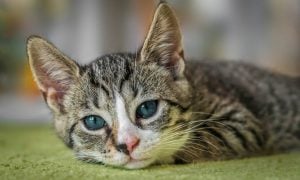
27 3 300 169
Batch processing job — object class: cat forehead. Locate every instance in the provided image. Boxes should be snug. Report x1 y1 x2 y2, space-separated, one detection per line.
89 53 135 73
83 53 171 88
84 53 135 87
75 52 174 105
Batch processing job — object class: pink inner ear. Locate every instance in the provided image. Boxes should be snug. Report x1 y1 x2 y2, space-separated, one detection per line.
47 87 66 110
36 63 70 110
41 81 68 112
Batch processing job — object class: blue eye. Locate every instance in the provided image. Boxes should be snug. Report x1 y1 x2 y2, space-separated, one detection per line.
83 115 106 130
136 100 158 119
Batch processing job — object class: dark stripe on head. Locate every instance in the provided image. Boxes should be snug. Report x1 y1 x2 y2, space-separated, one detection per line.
123 60 132 80
119 60 133 91
100 84 110 97
89 68 100 87
93 93 99 109
132 85 138 98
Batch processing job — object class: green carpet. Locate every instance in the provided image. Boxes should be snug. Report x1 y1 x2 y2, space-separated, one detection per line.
0 124 299 180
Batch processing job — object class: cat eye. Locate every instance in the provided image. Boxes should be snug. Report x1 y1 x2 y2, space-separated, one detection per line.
136 100 158 119
83 115 106 130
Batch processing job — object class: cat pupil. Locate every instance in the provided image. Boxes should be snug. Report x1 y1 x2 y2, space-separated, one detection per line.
136 100 158 119
83 115 106 130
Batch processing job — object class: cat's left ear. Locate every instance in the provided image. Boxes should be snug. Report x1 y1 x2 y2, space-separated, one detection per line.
140 3 185 79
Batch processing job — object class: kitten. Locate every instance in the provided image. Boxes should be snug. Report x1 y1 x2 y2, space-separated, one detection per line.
27 3 300 169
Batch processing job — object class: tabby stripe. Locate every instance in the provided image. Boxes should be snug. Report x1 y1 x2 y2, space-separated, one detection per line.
119 80 126 92
78 65 87 76
100 84 110 97
119 60 132 91
89 66 110 97
248 128 263 148
226 125 249 151
89 68 100 87
161 118 187 131
201 124 236 154
219 109 240 122
68 123 77 148
205 103 219 120
165 100 190 113
132 86 138 98
93 93 99 108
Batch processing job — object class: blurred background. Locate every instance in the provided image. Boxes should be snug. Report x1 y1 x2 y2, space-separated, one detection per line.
0 0 300 123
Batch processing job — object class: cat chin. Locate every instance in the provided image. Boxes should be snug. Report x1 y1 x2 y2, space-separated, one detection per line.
103 154 154 169
122 158 154 169
122 155 175 169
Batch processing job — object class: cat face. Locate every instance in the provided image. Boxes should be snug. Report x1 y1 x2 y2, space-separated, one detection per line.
65 54 191 168
27 3 192 169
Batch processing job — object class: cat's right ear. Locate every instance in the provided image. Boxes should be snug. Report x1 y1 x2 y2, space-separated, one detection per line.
27 36 80 113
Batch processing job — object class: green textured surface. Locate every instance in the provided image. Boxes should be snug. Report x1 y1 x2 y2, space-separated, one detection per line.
0 124 299 180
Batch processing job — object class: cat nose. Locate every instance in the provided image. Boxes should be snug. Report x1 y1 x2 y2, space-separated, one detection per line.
117 136 140 155
125 136 140 154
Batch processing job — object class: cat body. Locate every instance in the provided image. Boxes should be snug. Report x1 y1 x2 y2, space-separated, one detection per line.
183 60 300 161
27 3 300 169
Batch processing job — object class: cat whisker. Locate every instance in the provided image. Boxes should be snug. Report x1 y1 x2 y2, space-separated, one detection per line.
161 130 222 155
186 136 222 154
159 121 231 155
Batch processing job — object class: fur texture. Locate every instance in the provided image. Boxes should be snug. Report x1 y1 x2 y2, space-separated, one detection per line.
27 3 300 169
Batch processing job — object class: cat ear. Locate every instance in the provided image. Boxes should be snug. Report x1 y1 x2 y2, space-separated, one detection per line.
27 36 80 112
140 3 185 79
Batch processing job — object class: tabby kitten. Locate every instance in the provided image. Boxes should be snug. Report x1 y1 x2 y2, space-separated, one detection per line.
27 3 300 169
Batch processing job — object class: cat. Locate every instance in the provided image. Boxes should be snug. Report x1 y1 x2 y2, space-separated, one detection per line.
26 3 300 169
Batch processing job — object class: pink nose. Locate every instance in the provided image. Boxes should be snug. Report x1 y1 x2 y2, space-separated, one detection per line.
125 136 140 153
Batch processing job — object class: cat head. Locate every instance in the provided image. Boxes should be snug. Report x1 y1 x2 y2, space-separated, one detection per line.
27 3 192 169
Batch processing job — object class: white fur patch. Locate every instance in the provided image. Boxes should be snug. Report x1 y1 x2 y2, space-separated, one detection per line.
115 92 137 144
114 91 184 169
